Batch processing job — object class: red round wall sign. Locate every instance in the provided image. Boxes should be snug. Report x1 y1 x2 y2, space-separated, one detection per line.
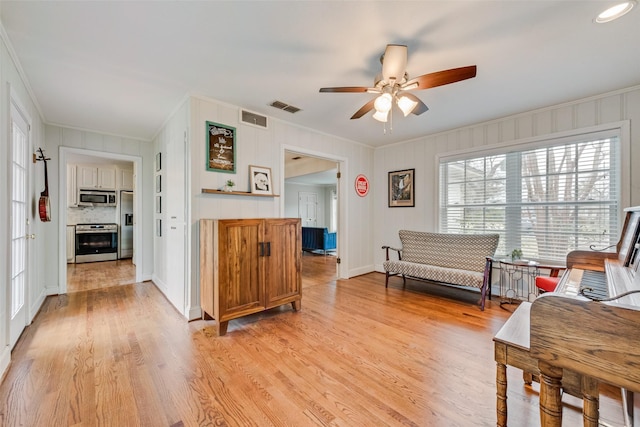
354 174 369 197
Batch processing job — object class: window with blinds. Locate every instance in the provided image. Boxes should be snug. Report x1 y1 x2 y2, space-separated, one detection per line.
438 134 620 263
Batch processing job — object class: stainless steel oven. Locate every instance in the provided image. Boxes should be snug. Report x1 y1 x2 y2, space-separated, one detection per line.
75 223 118 263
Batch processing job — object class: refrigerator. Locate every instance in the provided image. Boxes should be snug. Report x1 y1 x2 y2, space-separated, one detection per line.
119 190 134 259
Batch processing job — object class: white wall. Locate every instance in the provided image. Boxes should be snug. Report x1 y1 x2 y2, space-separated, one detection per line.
44 125 155 284
284 182 337 228
0 24 46 379
373 85 640 272
188 95 375 317
151 98 190 317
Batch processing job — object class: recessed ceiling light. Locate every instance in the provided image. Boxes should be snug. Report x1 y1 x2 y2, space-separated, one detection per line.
594 1 636 23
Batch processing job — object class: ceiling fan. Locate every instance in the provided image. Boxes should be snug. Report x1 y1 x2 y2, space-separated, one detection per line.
319 44 477 123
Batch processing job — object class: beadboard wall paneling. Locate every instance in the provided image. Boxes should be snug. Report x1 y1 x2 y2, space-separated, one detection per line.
151 98 189 316
373 85 640 272
44 125 155 285
284 183 335 228
189 95 375 284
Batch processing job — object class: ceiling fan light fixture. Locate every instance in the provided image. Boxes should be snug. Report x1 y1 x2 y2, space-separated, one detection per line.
397 95 419 116
594 1 636 22
374 93 393 113
372 110 389 122
401 82 419 91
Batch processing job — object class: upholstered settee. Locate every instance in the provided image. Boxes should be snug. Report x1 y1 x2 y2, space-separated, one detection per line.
382 230 499 310
302 227 337 254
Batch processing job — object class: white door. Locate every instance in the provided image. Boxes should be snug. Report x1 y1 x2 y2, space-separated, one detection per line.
299 192 318 227
10 102 31 349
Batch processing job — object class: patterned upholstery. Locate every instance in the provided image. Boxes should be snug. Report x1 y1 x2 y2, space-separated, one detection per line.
382 231 499 310
383 260 485 288
397 230 499 273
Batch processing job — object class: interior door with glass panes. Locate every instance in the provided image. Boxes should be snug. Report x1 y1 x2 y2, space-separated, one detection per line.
9 101 31 349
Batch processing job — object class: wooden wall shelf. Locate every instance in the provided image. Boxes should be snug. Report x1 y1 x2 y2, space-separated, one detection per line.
201 188 280 198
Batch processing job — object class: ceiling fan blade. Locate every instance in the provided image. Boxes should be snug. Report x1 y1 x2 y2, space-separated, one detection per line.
350 99 376 120
319 86 369 93
405 65 477 90
381 44 407 83
400 92 429 115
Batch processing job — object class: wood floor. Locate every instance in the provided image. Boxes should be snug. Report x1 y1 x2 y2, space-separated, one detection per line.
67 258 136 293
1 254 626 426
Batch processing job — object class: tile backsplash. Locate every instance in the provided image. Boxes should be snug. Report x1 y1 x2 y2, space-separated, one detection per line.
67 206 118 225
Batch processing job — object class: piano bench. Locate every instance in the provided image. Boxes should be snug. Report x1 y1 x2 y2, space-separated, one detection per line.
493 302 590 427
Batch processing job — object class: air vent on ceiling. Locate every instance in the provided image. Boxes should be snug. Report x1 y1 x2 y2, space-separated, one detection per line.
269 100 302 114
240 109 268 129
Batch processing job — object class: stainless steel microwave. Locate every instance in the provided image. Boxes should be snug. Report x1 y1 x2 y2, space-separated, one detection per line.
78 190 117 207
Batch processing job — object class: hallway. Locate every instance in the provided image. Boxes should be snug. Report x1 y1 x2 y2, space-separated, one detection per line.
67 259 135 293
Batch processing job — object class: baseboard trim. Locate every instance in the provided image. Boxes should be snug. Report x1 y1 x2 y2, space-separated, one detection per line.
348 265 375 278
187 306 202 321
0 345 11 384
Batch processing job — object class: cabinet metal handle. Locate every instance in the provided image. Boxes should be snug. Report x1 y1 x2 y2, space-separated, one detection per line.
259 242 264 257
266 242 271 256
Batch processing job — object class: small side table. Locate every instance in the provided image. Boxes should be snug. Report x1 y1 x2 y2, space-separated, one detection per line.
496 259 565 309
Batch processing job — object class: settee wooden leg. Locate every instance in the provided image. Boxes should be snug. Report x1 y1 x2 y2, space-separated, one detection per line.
385 272 389 288
402 275 406 288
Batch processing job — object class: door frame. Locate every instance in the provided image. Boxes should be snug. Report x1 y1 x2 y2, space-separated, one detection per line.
7 88 33 349
281 145 348 279
58 147 143 293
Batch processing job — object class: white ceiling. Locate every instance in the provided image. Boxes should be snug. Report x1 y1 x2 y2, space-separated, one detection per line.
1 1 639 148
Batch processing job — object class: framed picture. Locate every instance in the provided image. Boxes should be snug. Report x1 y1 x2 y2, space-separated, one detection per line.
249 165 272 195
156 196 161 214
156 152 162 172
388 168 415 207
206 121 236 173
156 175 162 193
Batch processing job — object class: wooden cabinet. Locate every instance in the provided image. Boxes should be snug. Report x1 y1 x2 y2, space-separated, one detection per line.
77 165 116 190
200 218 302 336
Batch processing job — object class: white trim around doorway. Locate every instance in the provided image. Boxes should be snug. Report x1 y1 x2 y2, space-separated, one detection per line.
281 145 348 280
58 147 144 294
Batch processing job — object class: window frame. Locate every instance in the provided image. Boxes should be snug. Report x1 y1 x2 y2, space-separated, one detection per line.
435 121 631 265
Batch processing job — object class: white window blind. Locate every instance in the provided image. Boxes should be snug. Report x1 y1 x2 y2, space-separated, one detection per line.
439 134 620 263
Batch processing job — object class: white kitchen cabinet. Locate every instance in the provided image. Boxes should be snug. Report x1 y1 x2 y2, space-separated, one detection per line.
66 225 75 263
77 165 116 190
66 164 78 207
118 168 134 191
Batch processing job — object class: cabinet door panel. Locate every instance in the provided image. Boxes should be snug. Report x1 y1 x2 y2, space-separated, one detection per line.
77 165 98 188
98 167 116 189
264 218 301 308
218 219 264 320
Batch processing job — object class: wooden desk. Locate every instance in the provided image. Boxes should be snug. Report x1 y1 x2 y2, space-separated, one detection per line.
493 302 590 426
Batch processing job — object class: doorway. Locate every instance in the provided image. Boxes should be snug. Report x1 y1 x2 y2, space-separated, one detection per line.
58 148 143 294
283 147 346 280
